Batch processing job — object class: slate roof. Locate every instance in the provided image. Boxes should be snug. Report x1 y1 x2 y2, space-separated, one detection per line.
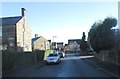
68 39 82 45
57 42 63 44
0 16 22 26
32 36 41 43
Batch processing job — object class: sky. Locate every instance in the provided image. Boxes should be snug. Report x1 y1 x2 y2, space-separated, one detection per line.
1 2 118 44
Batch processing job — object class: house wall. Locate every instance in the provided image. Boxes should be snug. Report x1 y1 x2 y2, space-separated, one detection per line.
51 42 56 50
64 42 80 52
33 37 50 50
16 17 32 52
57 43 63 49
2 24 16 50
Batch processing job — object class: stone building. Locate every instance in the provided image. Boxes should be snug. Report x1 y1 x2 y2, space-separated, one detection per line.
68 39 81 45
32 34 50 50
64 39 81 52
64 41 80 52
0 8 32 52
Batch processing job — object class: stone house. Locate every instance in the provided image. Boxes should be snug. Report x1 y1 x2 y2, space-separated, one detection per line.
64 41 80 52
0 8 32 52
32 34 50 50
68 39 81 45
64 39 81 52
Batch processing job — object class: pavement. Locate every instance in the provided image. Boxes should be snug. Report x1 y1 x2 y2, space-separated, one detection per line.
2 61 45 77
81 57 120 78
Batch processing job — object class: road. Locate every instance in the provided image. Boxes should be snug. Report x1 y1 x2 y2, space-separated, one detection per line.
23 53 112 77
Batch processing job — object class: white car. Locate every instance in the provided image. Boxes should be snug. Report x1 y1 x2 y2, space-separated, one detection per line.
46 53 61 64
58 52 66 58
62 52 65 58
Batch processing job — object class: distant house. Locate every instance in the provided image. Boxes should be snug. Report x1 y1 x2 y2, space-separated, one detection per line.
0 8 32 52
68 39 81 45
51 42 57 50
32 34 50 50
64 39 81 52
57 42 64 50
64 41 80 52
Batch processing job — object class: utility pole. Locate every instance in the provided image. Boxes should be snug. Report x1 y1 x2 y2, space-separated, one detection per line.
52 36 57 52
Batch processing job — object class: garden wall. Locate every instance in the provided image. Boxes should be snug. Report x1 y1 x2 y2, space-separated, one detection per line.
2 50 45 71
94 50 120 66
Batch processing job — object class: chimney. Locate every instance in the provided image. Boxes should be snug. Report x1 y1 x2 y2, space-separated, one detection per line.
21 8 26 17
35 34 38 38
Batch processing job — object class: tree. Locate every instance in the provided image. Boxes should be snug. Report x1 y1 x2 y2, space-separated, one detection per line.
80 32 88 52
88 17 117 53
82 32 86 41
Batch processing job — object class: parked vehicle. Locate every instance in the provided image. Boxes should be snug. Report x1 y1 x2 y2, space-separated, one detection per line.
58 52 65 58
46 53 61 64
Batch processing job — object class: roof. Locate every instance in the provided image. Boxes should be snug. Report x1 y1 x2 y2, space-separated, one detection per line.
32 36 41 43
0 16 22 26
68 39 82 44
57 42 63 44
70 41 79 46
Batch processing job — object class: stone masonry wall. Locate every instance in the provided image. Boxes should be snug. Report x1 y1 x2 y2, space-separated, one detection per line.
34 37 50 50
16 17 32 52
2 24 16 50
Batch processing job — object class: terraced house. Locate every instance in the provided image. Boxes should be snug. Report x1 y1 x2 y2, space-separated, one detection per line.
0 8 32 52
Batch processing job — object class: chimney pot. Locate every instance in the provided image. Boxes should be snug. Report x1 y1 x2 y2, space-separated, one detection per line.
21 8 26 17
35 34 38 38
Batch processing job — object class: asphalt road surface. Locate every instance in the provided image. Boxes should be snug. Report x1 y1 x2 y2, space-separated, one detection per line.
24 53 112 77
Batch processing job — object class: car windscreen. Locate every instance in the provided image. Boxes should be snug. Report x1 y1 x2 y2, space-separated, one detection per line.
48 54 58 57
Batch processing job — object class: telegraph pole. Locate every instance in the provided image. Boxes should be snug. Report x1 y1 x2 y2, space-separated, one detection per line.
52 36 57 52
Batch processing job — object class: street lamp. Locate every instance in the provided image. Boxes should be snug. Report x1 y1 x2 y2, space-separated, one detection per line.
52 36 57 52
